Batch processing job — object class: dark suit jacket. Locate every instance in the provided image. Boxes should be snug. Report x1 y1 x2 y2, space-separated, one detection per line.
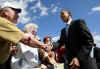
58 19 98 69
94 47 100 69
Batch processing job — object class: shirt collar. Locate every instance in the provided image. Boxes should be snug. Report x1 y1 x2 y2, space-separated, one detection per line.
67 18 72 25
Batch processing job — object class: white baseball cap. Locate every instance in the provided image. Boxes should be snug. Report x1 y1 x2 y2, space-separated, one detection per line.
0 2 22 13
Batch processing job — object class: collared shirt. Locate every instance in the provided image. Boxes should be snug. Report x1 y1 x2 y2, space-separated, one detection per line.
67 18 72 25
65 18 72 36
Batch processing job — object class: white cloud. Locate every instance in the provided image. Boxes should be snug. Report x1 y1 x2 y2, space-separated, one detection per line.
0 0 13 2
51 6 58 13
52 36 60 42
31 0 48 16
94 35 100 41
12 1 30 24
40 7 48 16
93 34 100 48
91 6 100 12
29 0 36 2
0 0 61 24
33 9 37 13
36 0 41 7
18 16 30 24
30 0 61 16
18 7 30 24
50 4 55 8
32 16 40 20
50 3 62 15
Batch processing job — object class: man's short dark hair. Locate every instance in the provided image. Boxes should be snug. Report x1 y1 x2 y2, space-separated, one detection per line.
61 10 72 17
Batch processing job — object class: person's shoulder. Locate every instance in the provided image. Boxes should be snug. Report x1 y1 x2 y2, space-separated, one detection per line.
71 19 86 26
72 19 85 23
61 27 65 32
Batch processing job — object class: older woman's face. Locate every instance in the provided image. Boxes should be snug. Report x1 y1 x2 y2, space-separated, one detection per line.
26 27 37 35
31 30 37 35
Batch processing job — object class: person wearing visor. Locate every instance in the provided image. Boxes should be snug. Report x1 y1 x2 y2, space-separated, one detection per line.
0 3 49 68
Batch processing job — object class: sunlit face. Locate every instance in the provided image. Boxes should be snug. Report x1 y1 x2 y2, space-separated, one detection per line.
60 11 69 23
0 7 19 23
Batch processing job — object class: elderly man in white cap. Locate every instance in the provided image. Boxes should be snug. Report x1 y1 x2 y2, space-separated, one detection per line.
0 2 21 23
0 2 49 68
0 3 23 69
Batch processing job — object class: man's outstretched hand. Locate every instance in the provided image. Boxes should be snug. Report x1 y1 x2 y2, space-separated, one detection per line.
69 57 80 69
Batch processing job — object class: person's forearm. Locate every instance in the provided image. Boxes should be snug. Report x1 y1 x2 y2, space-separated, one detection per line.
29 37 46 48
30 39 45 47
20 36 46 48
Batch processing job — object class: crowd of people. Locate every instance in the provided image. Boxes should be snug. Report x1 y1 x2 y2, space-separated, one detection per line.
0 2 100 69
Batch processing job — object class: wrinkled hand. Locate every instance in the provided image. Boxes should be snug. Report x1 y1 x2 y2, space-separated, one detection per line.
20 37 31 45
41 64 47 69
69 57 80 69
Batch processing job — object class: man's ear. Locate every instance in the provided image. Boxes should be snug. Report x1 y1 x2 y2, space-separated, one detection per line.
3 12 10 21
0 11 8 18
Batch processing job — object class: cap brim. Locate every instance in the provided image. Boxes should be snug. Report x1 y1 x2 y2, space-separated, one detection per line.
0 6 22 13
11 8 21 13
15 8 21 13
8 7 21 13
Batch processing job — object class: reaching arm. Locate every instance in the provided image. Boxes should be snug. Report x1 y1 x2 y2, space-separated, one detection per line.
20 35 47 49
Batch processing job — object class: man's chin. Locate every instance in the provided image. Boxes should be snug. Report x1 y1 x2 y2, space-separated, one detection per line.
13 20 17 24
63 20 67 23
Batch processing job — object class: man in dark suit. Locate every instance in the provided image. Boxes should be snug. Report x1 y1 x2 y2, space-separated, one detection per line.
57 10 98 69
94 46 100 69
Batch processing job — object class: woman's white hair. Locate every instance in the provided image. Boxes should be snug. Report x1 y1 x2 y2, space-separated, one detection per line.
24 23 38 32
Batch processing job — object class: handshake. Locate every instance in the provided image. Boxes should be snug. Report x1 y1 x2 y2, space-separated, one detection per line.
20 33 53 52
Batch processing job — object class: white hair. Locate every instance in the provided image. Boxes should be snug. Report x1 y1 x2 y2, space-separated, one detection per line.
24 23 38 32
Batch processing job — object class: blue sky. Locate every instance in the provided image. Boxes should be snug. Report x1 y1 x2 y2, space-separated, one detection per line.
0 0 100 46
